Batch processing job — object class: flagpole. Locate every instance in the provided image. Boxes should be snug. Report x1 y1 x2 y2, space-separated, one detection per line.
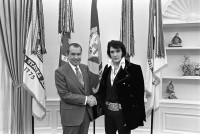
93 120 95 134
32 116 34 134
32 96 34 134
150 109 154 134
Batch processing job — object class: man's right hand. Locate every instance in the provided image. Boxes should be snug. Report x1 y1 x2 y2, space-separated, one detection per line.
87 95 97 107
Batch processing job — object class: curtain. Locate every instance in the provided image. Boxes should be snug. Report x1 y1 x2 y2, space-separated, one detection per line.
0 0 32 133
0 38 12 134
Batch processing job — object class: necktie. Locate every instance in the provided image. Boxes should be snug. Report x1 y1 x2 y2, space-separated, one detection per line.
75 67 84 86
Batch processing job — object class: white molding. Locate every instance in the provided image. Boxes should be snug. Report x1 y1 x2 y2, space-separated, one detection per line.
34 99 60 134
162 76 200 80
160 99 200 107
165 47 200 50
162 111 200 134
46 99 60 105
55 109 61 129
163 22 200 27
162 0 200 23
35 99 200 134
34 99 149 134
88 127 104 134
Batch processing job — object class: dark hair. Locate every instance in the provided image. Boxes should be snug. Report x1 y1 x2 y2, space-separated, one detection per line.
107 40 126 58
67 43 82 55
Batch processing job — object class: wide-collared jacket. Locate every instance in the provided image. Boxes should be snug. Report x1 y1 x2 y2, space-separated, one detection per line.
95 59 146 130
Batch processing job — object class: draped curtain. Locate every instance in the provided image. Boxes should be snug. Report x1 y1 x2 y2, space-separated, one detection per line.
0 41 12 134
0 0 32 133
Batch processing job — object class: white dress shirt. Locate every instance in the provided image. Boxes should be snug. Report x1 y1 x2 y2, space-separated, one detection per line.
108 57 125 85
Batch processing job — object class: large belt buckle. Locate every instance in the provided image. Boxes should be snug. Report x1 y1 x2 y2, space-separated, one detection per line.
106 102 121 111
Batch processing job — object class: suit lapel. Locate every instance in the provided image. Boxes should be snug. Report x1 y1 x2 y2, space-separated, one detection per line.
115 66 130 85
65 63 85 93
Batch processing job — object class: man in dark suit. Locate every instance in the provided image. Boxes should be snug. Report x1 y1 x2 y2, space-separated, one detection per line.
94 40 146 134
55 43 97 134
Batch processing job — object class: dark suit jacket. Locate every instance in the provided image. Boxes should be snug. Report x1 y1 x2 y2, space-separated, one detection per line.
55 63 93 126
95 60 146 130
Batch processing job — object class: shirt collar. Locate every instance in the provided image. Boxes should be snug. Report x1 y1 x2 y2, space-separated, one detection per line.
69 62 80 71
108 57 125 69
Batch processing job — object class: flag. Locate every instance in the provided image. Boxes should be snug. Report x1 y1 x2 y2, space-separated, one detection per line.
58 0 74 67
23 0 46 120
88 0 102 94
120 0 134 59
145 0 167 117
88 0 103 121
59 33 71 66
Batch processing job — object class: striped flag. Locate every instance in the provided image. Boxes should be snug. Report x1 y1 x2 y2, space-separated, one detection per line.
145 0 167 117
120 0 134 58
59 33 71 66
23 0 46 120
88 0 103 123
58 0 74 66
88 0 102 94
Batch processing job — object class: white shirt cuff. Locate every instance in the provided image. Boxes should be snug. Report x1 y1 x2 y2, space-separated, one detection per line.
85 96 87 105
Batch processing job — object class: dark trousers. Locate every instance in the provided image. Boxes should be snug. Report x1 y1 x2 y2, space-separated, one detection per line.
105 107 131 134
62 109 90 134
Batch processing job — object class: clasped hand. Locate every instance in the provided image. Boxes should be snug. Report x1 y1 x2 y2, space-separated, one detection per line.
87 95 97 107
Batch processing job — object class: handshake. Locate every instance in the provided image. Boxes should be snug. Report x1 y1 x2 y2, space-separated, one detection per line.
86 95 97 107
